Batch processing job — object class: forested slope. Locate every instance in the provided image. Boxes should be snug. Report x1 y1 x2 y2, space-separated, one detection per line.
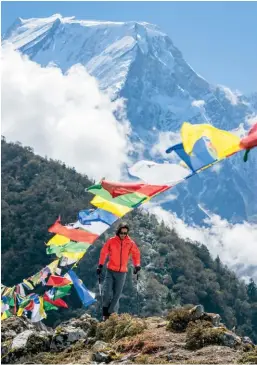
1 138 257 342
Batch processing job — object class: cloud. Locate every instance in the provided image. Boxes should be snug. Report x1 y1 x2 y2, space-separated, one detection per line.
145 204 257 282
150 131 181 159
191 99 205 108
210 163 223 174
1 45 131 181
230 122 248 138
245 114 257 127
218 85 241 105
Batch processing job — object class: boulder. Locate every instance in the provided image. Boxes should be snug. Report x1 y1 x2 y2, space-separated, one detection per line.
189 305 205 320
12 330 34 350
202 312 221 327
220 331 242 348
92 340 108 352
1 316 34 342
62 313 98 337
50 325 87 351
92 351 111 363
2 330 51 364
242 336 254 346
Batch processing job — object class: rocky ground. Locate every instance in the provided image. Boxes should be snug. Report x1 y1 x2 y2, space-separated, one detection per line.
1 305 257 364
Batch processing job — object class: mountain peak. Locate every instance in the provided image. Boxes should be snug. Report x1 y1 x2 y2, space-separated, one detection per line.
3 14 173 96
3 14 257 224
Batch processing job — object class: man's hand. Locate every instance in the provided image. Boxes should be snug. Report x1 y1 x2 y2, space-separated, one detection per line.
133 266 141 275
97 264 103 275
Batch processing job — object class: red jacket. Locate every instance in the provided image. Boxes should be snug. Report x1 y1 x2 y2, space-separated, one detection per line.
99 235 140 273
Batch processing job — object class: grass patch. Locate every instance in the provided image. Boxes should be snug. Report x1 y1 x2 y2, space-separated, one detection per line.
239 346 257 364
185 320 227 350
96 313 146 342
116 338 145 352
135 354 168 364
166 306 195 332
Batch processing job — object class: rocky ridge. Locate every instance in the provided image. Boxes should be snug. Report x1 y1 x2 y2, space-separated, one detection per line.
1 305 256 364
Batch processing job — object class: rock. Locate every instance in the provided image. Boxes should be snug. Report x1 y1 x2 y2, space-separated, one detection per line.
1 316 34 342
1 340 12 359
92 351 111 363
2 330 52 364
33 321 50 332
220 331 242 348
12 330 34 350
92 340 108 352
202 312 221 327
242 336 254 346
189 305 205 320
157 321 167 328
62 313 98 337
4 330 17 340
51 325 87 351
166 353 173 361
120 354 137 362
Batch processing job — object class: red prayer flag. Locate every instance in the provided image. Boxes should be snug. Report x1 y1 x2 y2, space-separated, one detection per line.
101 180 170 198
46 275 72 287
43 293 68 308
240 122 257 150
48 218 99 243
25 300 34 311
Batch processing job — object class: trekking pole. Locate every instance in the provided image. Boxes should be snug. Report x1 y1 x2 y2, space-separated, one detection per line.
136 273 140 317
98 273 103 312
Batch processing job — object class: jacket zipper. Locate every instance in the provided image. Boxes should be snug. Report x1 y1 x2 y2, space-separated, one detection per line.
119 238 123 272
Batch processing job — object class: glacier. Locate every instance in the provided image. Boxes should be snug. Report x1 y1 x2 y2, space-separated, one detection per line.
3 14 257 225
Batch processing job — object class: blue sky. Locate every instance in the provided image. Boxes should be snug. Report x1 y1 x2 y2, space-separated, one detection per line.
2 1 257 94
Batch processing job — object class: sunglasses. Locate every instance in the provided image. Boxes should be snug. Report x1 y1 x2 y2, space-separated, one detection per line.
119 231 128 236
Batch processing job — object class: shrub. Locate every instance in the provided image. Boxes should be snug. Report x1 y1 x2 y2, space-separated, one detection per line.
96 313 146 342
166 306 194 332
185 320 226 350
239 346 257 364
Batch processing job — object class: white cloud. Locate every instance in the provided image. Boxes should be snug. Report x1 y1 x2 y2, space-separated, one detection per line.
150 131 181 159
245 114 257 127
210 163 223 174
219 85 241 105
149 191 178 204
191 99 205 108
145 204 257 282
1 45 131 181
230 122 248 138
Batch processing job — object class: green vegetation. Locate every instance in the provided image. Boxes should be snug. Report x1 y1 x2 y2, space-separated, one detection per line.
1 138 257 343
239 346 257 364
185 320 226 350
166 306 194 332
96 313 146 341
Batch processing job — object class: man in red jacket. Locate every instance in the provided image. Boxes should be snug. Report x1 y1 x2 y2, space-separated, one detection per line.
97 222 141 320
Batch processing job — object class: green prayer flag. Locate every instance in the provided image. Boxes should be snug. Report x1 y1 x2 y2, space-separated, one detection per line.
43 301 58 311
87 184 147 208
54 285 72 299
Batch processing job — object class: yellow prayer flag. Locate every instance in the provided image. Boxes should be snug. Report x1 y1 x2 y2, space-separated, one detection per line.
181 122 241 159
47 259 59 274
61 251 86 260
46 234 70 246
17 307 25 317
39 297 47 320
90 196 132 217
1 311 9 320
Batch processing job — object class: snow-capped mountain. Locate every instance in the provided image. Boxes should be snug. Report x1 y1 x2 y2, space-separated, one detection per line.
3 14 257 224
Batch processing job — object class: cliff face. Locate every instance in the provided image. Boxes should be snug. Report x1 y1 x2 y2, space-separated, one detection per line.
2 305 256 364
